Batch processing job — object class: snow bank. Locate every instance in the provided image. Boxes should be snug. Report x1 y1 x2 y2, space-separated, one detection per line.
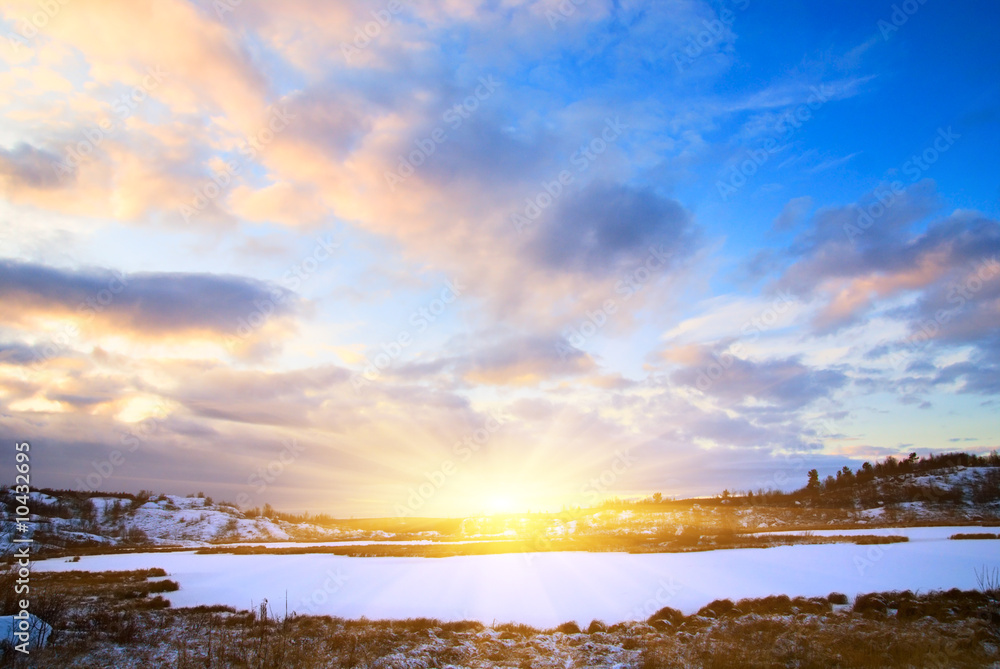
0 613 52 651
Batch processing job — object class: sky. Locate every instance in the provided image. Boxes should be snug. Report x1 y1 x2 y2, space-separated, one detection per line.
0 0 998 517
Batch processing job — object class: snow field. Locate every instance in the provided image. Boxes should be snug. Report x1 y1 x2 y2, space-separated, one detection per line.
34 532 1000 628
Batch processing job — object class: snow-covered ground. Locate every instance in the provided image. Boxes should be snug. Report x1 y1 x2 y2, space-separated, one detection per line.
9 493 373 547
35 531 1000 628
0 613 51 651
85 494 353 544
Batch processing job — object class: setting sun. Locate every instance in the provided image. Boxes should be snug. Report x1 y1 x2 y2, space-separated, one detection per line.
486 495 515 515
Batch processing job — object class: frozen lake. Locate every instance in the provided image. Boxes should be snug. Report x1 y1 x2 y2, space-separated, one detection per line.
35 528 999 628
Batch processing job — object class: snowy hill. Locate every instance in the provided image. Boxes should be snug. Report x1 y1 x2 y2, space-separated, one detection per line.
804 464 1000 514
0 491 377 552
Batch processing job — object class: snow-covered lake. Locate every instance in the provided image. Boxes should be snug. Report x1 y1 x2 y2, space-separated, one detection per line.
35 529 999 628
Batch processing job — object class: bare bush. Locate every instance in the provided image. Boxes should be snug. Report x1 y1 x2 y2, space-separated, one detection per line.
977 566 1000 640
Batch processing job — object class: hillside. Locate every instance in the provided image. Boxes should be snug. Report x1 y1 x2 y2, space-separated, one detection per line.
3 452 998 556
0 491 386 553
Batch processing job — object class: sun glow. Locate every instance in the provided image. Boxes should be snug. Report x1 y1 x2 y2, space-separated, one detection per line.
469 483 571 517
115 395 172 423
486 495 515 515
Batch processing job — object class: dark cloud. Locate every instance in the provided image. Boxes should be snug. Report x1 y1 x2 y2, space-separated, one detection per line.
766 194 1000 402
168 365 351 428
416 104 558 186
843 214 1000 396
771 195 813 232
0 342 47 366
527 181 697 276
458 334 595 384
0 143 70 189
671 348 847 410
0 417 363 504
935 352 1000 395
48 393 113 408
772 181 1000 335
903 253 1000 346
0 259 299 338
393 333 595 386
778 180 939 297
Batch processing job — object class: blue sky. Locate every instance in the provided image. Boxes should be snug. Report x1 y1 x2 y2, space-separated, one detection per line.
0 0 998 515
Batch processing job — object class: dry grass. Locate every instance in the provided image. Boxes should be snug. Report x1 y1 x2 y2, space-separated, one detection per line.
640 615 989 668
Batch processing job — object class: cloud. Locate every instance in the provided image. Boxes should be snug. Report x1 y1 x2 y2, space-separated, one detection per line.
0 143 69 189
27 0 266 128
166 363 351 427
525 181 697 276
2 0 994 512
0 342 49 366
0 259 300 344
762 181 1000 398
775 182 1000 334
805 151 861 174
935 348 1000 396
771 195 813 232
391 333 597 387
670 346 848 410
458 334 596 386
